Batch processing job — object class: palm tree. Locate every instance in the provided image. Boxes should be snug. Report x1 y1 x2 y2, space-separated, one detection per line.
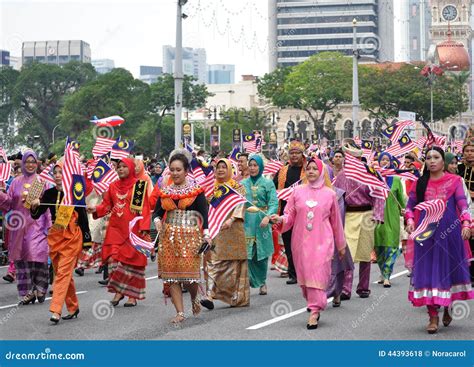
448 70 470 123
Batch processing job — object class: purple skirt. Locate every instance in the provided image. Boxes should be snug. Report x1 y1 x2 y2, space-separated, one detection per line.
409 196 474 307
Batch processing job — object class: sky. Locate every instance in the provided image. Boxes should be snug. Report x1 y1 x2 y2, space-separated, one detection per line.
0 0 270 79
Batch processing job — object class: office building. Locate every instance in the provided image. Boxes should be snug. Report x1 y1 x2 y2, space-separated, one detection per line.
91 59 115 74
163 45 207 84
22 40 91 65
207 64 235 84
139 65 163 84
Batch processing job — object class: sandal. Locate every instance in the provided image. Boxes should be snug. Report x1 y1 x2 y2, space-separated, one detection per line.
332 295 341 308
426 316 439 334
192 298 201 316
307 312 320 330
171 312 185 324
124 299 137 307
383 279 391 288
442 308 452 327
259 284 267 295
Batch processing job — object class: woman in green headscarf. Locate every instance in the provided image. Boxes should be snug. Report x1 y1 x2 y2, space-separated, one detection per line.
241 155 279 295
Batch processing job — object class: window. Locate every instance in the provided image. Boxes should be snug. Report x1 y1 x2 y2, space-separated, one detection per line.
412 37 418 51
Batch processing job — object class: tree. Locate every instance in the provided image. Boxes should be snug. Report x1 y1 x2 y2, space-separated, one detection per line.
360 64 469 122
10 61 96 152
258 52 352 136
149 74 212 156
0 67 20 150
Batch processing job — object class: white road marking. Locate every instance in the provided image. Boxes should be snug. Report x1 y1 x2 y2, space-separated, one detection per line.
146 275 158 280
0 291 88 310
247 297 334 330
372 270 409 284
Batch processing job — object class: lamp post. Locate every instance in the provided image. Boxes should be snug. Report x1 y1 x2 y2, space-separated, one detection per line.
352 18 360 139
51 124 61 145
420 63 444 124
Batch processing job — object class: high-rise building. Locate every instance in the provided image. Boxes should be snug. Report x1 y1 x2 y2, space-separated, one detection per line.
22 40 91 65
268 0 381 70
207 64 235 84
407 0 432 61
162 45 207 84
139 65 163 84
92 59 115 74
1 50 10 66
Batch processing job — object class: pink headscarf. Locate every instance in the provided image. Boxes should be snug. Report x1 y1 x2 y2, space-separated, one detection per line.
306 158 329 189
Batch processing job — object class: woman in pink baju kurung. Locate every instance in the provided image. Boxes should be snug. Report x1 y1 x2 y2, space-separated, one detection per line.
273 158 346 329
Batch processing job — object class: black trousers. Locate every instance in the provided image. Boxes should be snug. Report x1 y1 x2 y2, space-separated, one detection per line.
282 229 296 280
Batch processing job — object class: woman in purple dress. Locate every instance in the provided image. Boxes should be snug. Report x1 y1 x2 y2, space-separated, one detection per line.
0 150 50 304
405 147 473 334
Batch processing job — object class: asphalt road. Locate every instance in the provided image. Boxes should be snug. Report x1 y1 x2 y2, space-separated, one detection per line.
0 258 472 340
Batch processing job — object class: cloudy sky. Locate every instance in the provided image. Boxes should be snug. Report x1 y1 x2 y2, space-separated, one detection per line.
1 0 269 78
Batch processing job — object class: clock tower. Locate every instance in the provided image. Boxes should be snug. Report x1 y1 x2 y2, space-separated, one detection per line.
430 0 472 48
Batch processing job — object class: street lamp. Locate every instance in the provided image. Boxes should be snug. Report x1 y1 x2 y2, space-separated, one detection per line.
51 124 61 145
352 18 361 139
420 63 444 124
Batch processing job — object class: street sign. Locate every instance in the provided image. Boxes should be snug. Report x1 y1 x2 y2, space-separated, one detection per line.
398 111 416 121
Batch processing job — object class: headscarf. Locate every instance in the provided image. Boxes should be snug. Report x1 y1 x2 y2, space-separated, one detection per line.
378 151 394 188
135 159 153 194
215 158 234 184
21 150 38 177
249 155 264 183
306 157 332 190
444 152 456 172
116 158 137 192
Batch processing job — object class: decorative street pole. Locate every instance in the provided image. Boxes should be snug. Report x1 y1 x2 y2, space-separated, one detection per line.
174 0 187 149
352 18 360 139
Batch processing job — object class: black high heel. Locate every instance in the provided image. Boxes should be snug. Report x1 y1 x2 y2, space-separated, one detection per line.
62 309 80 320
18 294 36 305
50 314 60 324
110 295 124 307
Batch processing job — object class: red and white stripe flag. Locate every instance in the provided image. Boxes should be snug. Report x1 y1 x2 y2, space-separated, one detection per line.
385 133 417 158
0 148 11 183
379 168 418 181
208 185 247 240
201 170 216 198
92 137 116 157
452 140 463 153
38 162 56 185
263 160 284 176
91 159 119 196
382 120 415 143
277 180 301 201
344 154 389 194
410 199 446 243
62 146 85 206
129 216 154 257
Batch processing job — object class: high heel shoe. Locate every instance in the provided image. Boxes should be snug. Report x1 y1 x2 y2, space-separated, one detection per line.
50 313 60 324
307 313 320 330
110 295 124 307
19 293 36 305
37 293 46 304
62 309 80 320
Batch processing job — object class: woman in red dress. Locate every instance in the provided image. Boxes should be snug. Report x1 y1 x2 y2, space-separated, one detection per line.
87 158 151 307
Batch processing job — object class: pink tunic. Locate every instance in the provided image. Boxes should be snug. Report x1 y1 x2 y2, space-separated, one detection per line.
281 184 346 290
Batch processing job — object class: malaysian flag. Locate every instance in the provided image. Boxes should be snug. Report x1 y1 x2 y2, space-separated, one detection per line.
229 146 241 163
190 159 206 182
65 137 81 160
382 120 415 143
0 148 11 183
379 168 419 182
111 138 134 159
277 180 301 201
208 184 247 240
410 199 446 244
91 158 119 195
344 154 389 194
37 162 56 185
452 140 464 153
420 119 447 149
361 140 374 158
369 186 389 200
385 132 417 158
129 216 154 257
92 137 115 157
263 160 284 176
201 169 216 198
243 133 262 153
62 146 86 206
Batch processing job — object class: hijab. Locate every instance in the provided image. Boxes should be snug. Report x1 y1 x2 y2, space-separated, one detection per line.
249 155 264 183
215 158 234 184
378 151 394 188
116 158 137 192
21 150 38 177
444 152 456 172
306 158 332 190
135 159 153 193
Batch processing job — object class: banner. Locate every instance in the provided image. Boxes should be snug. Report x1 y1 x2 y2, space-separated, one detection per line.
210 125 220 154
268 131 278 159
182 122 193 146
232 128 242 150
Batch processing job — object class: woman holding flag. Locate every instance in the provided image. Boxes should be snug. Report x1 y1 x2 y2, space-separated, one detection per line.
200 158 249 310
87 158 151 308
374 152 406 288
152 151 210 324
405 146 473 334
30 161 91 323
242 155 278 295
271 158 346 329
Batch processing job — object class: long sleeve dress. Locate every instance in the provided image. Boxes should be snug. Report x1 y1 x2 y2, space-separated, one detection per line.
0 174 50 298
405 173 474 307
242 176 278 288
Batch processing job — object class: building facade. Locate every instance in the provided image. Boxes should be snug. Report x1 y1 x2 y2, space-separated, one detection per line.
91 59 115 74
22 40 91 65
162 45 207 84
207 64 235 84
1 50 10 66
268 0 381 70
139 65 163 84
408 0 432 61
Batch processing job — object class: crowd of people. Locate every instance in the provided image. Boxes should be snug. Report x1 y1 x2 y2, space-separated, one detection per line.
0 131 473 334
